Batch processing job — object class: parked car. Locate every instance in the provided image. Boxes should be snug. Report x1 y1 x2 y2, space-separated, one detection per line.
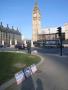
0 44 3 48
15 44 25 50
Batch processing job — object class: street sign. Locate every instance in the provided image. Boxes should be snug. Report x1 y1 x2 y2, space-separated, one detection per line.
30 64 37 74
15 71 25 85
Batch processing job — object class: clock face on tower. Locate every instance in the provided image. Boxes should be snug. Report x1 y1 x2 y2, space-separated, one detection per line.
33 13 37 17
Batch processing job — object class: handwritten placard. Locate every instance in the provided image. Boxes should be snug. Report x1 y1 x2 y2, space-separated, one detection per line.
15 71 25 85
23 67 32 78
30 64 37 74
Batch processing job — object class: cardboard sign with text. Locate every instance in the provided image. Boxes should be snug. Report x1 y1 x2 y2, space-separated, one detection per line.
15 71 25 85
23 67 32 78
30 64 37 74
15 64 37 85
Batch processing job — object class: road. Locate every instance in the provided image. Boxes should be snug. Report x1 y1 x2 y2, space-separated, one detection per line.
0 47 68 55
0 47 68 90
32 47 68 55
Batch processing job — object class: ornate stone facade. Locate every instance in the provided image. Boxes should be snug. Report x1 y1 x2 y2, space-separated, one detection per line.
0 22 21 46
32 1 68 43
64 23 68 40
32 1 41 42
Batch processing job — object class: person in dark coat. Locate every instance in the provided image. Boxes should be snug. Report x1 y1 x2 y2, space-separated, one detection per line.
27 42 31 54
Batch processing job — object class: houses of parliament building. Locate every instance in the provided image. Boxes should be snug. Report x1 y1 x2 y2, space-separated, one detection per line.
0 22 21 47
32 1 68 45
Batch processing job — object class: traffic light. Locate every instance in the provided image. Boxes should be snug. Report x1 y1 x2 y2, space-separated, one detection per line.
57 27 62 56
57 27 62 37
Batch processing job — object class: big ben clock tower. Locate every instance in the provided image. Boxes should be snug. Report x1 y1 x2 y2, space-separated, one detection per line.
32 0 41 43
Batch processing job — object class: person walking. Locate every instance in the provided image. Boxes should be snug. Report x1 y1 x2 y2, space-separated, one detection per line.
27 42 31 54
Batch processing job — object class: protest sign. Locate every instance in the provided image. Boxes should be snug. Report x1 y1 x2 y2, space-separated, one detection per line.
15 71 25 85
30 64 37 74
23 67 32 78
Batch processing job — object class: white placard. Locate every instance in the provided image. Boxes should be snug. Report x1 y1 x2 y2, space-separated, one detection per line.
15 71 25 85
30 64 37 74
24 67 32 78
31 50 38 55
